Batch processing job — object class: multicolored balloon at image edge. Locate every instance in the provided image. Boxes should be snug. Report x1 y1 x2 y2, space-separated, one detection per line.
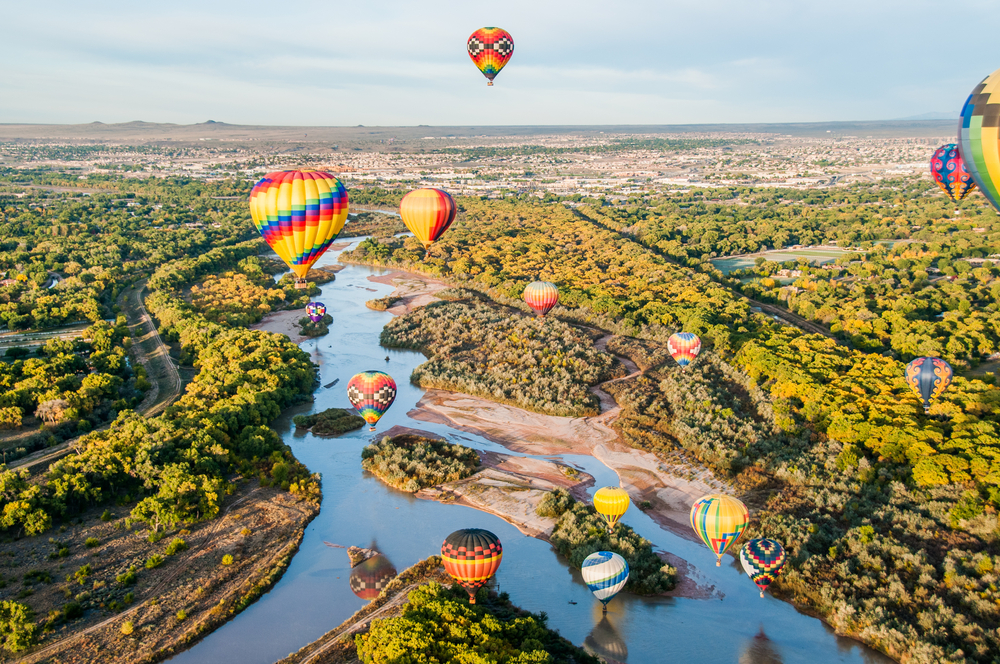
739 538 786 598
346 371 397 431
593 486 630 532
249 170 348 279
467 27 514 86
306 301 326 323
349 554 397 601
581 551 629 609
523 281 559 316
441 528 503 604
960 68 1000 214
690 494 749 566
399 188 457 249
667 332 702 368
904 357 953 412
930 144 976 204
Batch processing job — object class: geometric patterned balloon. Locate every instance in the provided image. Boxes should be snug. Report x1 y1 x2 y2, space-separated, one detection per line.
904 357 953 413
581 551 629 611
930 144 977 204
739 539 786 598
441 528 503 604
523 281 559 317
667 332 702 368
347 371 397 431
467 27 514 86
249 170 348 285
306 301 326 323
960 69 1000 214
349 554 397 601
690 494 749 566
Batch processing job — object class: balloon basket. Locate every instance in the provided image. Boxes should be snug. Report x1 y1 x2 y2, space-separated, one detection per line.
487 81 494 86
716 559 721 567
369 426 376 432
760 591 765 598
602 604 608 615
295 279 308 290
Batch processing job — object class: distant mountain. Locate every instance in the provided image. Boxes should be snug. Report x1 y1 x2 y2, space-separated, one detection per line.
894 112 956 121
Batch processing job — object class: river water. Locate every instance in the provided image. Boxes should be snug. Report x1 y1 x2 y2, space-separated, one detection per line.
169 241 893 664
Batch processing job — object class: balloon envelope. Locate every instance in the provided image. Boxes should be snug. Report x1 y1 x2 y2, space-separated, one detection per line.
441 528 502 603
739 539 786 598
249 170 348 279
306 301 326 323
905 357 953 412
349 554 397 601
399 188 456 249
593 486 630 532
931 144 976 204
690 494 749 566
467 27 514 85
523 281 559 316
347 371 397 431
668 332 702 368
581 551 629 606
960 69 1000 213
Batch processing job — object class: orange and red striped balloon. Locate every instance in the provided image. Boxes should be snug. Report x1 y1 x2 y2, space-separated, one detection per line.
399 188 456 249
667 332 701 368
523 281 558 316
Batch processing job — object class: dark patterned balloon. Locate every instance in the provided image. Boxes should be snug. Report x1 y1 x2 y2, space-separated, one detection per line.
930 144 976 204
739 538 786 598
905 357 953 412
441 528 502 604
349 554 397 601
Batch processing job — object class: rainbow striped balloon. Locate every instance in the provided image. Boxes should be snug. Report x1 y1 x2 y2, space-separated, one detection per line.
690 494 749 566
905 357 953 412
740 539 786 598
399 188 456 249
346 371 397 431
467 27 514 86
249 170 348 280
930 144 976 204
667 332 701 368
523 281 559 317
306 301 326 323
581 551 629 609
960 68 1000 213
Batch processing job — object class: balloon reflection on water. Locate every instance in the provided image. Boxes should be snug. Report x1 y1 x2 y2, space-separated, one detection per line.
739 627 784 664
584 610 628 663
349 554 397 601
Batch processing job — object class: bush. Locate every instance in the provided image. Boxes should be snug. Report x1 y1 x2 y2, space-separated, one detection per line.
62 602 82 620
120 621 134 635
116 567 137 586
536 488 575 518
84 537 100 548
164 537 188 556
361 434 480 493
145 554 164 570
175 609 187 621
0 601 38 653
73 564 91 585
100 510 113 522
222 554 234 566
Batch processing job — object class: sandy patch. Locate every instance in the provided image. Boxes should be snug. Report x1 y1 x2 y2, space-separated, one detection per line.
250 310 309 344
367 270 449 315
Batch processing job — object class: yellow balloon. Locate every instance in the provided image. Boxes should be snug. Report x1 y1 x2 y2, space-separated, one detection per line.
593 486 630 532
399 188 457 249
690 494 749 566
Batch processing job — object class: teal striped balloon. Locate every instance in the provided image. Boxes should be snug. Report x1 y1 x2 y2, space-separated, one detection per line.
581 551 629 609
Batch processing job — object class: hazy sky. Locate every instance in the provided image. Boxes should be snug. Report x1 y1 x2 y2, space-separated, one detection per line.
3 0 999 126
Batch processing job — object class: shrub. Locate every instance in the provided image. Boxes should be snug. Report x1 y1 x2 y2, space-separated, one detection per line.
73 564 91 585
361 434 480 493
84 537 100 548
116 567 137 586
175 609 187 621
0 601 38 653
100 510 113 522
120 621 134 635
145 555 164 570
536 488 575 518
62 602 83 620
222 554 234 566
164 537 188 556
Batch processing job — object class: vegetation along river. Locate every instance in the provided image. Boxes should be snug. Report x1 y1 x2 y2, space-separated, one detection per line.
168 240 893 664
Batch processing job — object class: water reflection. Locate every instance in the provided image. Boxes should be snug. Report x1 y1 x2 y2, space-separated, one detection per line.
740 627 783 664
584 615 628 663
349 554 398 601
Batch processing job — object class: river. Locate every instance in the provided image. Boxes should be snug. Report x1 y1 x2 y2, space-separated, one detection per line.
169 240 893 664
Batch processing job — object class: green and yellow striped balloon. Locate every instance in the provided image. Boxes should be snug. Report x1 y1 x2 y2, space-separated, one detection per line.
960 68 1000 213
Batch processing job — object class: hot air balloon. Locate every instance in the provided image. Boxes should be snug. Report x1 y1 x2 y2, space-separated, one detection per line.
930 144 976 206
905 357 953 413
667 332 701 368
690 494 749 566
249 170 348 289
467 28 514 86
347 371 397 431
399 188 456 250
739 539 786 598
306 301 326 323
593 486 630 533
581 551 629 614
349 554 398 601
441 528 502 604
960 69 1000 214
523 281 558 317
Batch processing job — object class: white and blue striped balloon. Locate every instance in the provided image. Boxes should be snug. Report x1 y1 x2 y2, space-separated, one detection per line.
581 551 629 605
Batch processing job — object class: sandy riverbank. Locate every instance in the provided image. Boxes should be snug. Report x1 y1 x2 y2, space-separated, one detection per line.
366 269 449 314
250 309 311 344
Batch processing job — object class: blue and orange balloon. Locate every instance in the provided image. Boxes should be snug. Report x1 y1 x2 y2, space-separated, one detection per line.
668 332 701 368
740 539 786 598
905 357 953 412
467 28 514 86
306 302 326 323
931 144 976 205
249 170 348 287
347 371 397 431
